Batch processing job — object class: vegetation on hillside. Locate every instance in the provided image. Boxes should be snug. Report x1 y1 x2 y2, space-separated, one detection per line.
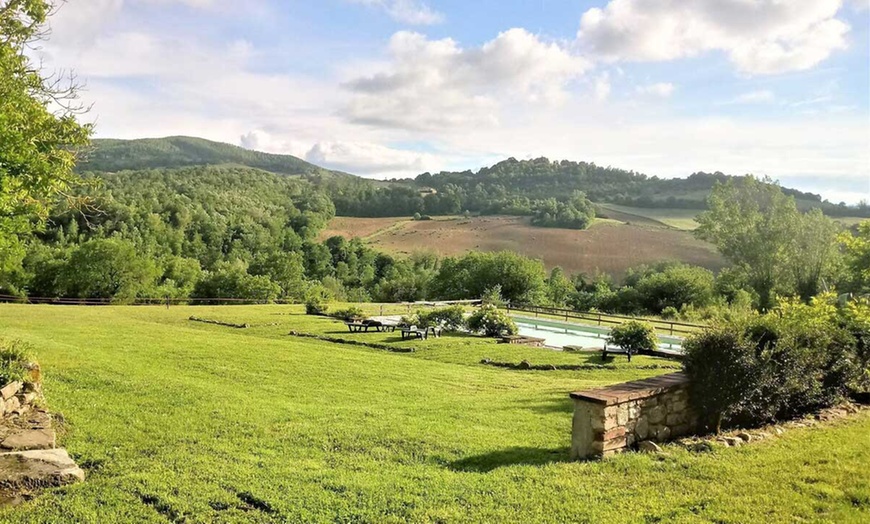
80 136 349 178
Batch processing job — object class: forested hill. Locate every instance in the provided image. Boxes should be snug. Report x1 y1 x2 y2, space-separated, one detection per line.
78 137 868 219
78 136 351 178
410 157 857 214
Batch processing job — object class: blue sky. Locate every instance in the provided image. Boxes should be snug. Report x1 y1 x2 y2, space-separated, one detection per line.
42 0 870 203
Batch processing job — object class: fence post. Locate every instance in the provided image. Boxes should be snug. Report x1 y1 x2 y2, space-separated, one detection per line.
165 295 170 310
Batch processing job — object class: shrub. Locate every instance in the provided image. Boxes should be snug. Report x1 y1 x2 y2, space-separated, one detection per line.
466 305 518 337
661 306 679 320
304 284 332 315
330 306 366 322
683 295 864 432
419 305 467 331
0 339 34 386
607 321 657 355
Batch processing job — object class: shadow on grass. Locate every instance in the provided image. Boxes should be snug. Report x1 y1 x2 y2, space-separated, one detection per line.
447 446 571 472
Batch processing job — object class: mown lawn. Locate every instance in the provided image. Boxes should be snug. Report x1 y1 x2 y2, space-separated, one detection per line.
0 304 868 523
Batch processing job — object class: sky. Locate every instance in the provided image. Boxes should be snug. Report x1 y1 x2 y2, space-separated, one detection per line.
39 0 870 204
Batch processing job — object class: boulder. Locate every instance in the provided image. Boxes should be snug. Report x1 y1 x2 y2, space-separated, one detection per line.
1 429 56 451
723 436 742 447
736 431 752 443
0 448 84 489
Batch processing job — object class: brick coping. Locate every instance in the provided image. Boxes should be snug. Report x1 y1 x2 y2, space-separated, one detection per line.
570 372 689 406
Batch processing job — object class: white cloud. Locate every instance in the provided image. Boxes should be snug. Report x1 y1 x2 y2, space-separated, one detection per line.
305 141 439 174
349 0 444 25
578 0 850 75
593 72 611 101
730 90 776 104
343 29 590 130
636 82 675 97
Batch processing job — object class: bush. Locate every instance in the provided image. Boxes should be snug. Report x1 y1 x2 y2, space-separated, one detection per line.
419 305 467 331
0 339 34 386
683 295 864 432
607 321 657 355
304 284 332 315
466 305 518 337
330 306 366 322
661 306 679 320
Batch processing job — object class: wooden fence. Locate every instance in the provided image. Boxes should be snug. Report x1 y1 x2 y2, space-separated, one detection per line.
505 303 706 337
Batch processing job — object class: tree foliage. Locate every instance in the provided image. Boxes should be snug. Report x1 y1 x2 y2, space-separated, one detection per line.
0 0 92 279
696 176 841 310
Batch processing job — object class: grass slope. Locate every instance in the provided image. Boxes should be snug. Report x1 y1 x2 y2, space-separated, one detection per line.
0 305 868 523
79 137 350 177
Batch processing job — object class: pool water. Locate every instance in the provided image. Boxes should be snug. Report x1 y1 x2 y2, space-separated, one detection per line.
513 316 683 353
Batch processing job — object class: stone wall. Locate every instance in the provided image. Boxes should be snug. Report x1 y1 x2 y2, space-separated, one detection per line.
570 372 697 459
0 363 42 418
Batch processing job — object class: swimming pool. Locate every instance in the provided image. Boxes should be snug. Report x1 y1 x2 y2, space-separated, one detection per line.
513 316 683 354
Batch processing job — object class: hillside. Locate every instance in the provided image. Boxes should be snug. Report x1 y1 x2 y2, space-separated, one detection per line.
321 215 726 280
78 136 351 178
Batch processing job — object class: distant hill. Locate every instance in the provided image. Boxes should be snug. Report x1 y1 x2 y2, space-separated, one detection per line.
78 136 351 178
77 138 868 220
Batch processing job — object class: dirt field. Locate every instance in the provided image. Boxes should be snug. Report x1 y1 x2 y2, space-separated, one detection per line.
323 215 726 280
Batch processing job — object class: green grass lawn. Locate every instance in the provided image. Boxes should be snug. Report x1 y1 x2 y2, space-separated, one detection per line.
0 305 868 523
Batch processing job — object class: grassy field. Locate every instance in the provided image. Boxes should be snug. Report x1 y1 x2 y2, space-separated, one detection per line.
321 215 725 280
596 205 701 231
0 305 868 523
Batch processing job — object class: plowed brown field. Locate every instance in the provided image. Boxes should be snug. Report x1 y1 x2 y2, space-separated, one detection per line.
321 215 726 280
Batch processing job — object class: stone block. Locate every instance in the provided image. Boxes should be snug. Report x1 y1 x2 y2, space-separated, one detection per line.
4 397 20 415
0 448 84 489
635 417 650 440
0 382 22 401
648 406 665 424
1 429 56 451
616 406 629 426
666 413 685 426
656 426 672 443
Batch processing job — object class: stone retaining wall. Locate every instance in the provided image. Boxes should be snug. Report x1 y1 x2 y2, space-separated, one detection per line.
570 372 697 459
0 364 42 419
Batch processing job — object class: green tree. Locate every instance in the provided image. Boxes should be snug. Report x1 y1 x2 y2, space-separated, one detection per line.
791 209 841 301
696 177 800 310
60 239 158 301
840 221 870 293
0 0 92 279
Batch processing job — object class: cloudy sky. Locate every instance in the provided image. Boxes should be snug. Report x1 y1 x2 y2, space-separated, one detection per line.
41 0 870 203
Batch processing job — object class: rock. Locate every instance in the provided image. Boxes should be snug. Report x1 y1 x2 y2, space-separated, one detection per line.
635 417 650 440
687 441 715 453
1 429 56 451
480 358 491 364
736 431 752 443
655 427 672 443
4 397 20 416
0 382 22 401
774 427 785 435
548 364 558 371
638 441 662 453
518 360 532 370
647 406 665 425
723 436 742 447
0 448 84 489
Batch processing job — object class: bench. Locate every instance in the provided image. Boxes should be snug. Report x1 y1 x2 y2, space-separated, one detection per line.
400 326 443 340
602 342 632 361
